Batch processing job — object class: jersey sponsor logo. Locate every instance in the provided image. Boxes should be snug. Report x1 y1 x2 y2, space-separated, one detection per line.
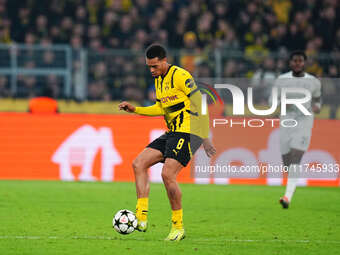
161 95 178 103
185 78 195 88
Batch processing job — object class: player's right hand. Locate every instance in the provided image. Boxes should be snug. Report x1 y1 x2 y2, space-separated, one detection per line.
118 101 136 113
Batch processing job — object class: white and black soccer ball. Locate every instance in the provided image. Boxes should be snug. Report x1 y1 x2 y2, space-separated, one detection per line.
113 209 137 235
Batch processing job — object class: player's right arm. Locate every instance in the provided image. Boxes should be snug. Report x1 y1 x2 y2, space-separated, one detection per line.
119 101 164 116
311 78 322 114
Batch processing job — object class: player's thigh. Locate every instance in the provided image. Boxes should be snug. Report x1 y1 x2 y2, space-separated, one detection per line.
133 132 167 169
290 128 311 154
133 147 164 170
279 127 291 155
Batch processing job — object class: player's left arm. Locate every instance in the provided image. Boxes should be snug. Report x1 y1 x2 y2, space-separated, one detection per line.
177 72 216 157
312 79 322 114
190 90 216 157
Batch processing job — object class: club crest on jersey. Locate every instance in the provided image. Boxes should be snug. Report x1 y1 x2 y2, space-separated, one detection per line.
165 82 170 91
185 78 195 88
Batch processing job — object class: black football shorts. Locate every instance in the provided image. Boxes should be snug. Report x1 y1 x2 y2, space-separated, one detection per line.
147 132 203 167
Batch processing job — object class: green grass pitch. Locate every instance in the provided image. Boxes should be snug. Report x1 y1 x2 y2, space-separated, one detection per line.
0 180 339 254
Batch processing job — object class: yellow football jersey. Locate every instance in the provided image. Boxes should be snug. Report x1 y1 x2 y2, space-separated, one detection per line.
135 65 209 139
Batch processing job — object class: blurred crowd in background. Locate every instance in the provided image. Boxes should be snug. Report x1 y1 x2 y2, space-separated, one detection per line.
0 0 339 113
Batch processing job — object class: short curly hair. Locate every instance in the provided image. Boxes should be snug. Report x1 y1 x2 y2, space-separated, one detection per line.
289 50 307 61
145 44 167 59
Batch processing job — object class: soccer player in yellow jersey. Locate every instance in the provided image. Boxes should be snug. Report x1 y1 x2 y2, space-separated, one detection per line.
119 44 216 241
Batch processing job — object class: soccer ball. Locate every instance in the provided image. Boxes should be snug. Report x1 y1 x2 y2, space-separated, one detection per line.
112 209 137 235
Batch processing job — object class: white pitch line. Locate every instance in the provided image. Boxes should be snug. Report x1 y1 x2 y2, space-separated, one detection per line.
0 236 339 244
194 238 340 244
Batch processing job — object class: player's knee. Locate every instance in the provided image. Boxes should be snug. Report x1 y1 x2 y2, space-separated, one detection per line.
290 157 301 165
161 170 169 182
132 157 145 173
290 150 304 164
161 170 174 184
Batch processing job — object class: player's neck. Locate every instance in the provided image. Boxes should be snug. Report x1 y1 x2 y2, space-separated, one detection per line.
161 64 171 78
292 71 305 77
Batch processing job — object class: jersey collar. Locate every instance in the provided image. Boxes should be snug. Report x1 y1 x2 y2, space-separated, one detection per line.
161 64 173 79
291 71 306 78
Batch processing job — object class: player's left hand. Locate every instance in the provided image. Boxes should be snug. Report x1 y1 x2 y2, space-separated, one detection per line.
202 138 216 158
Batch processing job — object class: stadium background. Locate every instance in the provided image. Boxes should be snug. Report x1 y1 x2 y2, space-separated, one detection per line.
0 0 339 186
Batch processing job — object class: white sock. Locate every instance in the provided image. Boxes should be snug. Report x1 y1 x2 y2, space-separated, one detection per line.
284 164 299 202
